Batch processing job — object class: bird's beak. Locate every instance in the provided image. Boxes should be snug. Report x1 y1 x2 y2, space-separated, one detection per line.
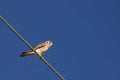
50 41 53 46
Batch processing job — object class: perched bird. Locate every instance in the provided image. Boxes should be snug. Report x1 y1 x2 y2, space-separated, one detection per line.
20 40 53 57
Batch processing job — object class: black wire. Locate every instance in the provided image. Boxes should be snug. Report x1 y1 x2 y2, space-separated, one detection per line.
0 16 64 80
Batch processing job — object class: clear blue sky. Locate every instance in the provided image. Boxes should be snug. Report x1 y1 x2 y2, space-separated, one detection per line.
0 0 120 80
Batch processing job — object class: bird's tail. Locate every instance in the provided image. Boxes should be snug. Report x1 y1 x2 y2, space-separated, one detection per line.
20 52 29 57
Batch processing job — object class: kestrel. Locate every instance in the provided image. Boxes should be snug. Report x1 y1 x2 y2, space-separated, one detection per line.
20 40 53 57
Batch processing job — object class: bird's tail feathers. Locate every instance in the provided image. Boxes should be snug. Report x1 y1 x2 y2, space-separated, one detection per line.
20 52 29 57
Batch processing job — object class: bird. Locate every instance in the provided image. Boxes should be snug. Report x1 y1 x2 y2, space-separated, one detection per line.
20 40 53 57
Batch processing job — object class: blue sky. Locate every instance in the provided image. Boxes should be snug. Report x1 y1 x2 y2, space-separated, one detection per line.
0 0 120 80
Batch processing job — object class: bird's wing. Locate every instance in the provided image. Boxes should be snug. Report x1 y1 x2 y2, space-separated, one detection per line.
34 42 45 49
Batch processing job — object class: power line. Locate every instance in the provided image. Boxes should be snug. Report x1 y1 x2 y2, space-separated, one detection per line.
0 16 65 80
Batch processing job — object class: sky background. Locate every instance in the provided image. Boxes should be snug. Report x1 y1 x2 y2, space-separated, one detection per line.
0 0 120 80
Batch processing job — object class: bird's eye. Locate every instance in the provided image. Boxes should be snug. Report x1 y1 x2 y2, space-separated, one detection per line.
46 41 50 44
45 40 52 45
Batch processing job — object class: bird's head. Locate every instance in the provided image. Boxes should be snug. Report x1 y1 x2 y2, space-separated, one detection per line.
44 40 53 48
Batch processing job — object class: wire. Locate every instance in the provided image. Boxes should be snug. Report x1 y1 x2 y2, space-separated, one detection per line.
0 16 65 80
